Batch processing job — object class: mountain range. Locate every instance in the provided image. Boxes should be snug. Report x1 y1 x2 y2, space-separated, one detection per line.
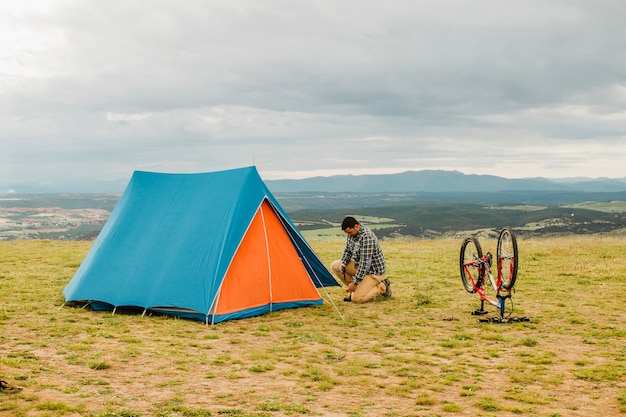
265 170 626 193
2 170 626 194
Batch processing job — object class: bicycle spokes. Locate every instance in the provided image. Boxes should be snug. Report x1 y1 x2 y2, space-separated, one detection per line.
497 227 518 290
460 236 483 294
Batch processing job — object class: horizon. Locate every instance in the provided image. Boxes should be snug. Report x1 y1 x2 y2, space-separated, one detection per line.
2 168 626 195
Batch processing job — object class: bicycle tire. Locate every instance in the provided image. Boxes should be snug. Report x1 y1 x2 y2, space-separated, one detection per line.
460 236 483 293
497 227 518 289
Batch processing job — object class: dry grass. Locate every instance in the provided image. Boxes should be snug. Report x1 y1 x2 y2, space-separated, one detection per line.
1 235 625 417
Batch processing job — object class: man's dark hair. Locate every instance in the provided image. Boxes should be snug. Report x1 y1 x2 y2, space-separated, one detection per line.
341 216 359 231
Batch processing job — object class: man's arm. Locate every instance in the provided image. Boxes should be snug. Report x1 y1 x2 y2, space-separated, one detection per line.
352 235 376 284
339 238 354 265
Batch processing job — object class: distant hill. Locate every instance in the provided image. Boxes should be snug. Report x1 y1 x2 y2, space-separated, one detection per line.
2 170 626 194
265 170 626 193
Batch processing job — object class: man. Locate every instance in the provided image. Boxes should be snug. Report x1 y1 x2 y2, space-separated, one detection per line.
330 216 391 303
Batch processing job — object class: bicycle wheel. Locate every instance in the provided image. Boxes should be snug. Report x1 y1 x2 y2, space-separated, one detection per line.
460 236 483 293
497 227 518 289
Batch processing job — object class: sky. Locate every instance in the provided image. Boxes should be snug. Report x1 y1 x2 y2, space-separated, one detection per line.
2 0 626 187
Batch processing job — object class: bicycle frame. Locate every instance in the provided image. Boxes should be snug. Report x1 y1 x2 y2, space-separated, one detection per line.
460 228 524 322
462 253 511 318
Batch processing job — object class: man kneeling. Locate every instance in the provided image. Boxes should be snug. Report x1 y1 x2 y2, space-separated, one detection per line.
330 216 391 303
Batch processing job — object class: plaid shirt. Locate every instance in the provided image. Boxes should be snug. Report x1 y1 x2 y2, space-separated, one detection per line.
340 225 386 284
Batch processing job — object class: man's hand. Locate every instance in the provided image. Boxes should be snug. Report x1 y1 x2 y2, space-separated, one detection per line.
347 282 357 293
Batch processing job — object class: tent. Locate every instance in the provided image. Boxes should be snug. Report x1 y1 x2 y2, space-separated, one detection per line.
63 166 339 324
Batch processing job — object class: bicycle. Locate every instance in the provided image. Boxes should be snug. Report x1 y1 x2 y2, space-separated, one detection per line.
460 227 529 322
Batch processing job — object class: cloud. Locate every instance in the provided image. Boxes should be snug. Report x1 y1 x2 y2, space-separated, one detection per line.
1 0 625 186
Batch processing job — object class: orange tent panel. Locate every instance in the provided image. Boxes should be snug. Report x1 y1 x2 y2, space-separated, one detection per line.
214 201 320 315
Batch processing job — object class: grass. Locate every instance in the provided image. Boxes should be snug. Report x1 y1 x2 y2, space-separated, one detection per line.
565 201 626 212
1 235 625 416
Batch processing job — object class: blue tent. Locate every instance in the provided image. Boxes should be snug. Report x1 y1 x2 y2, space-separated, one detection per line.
63 166 338 324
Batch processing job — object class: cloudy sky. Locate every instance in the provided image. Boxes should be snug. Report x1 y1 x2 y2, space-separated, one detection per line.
2 0 625 187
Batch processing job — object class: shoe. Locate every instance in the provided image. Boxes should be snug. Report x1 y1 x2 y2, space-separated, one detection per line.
343 295 352 302
382 279 392 297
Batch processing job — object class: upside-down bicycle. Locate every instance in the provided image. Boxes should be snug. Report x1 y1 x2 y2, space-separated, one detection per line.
459 227 530 323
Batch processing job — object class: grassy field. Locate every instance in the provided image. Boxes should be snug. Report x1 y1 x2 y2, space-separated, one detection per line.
565 201 626 212
1 235 625 417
